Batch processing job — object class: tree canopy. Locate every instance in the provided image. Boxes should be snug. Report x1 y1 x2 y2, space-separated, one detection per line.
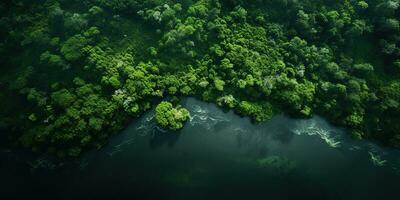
155 101 190 131
1 0 400 156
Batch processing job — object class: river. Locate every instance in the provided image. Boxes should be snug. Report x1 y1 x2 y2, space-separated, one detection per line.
1 97 400 199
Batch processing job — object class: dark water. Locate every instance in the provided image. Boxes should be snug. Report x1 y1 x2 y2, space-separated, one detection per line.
1 98 400 199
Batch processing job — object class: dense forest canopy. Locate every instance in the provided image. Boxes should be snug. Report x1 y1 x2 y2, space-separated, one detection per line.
0 0 399 157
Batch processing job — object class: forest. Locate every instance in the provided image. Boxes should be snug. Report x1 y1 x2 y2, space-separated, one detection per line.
0 0 399 157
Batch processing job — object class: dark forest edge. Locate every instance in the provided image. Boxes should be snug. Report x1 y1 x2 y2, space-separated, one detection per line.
0 0 399 157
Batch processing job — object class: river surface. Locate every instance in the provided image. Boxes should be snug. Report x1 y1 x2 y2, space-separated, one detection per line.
1 98 400 199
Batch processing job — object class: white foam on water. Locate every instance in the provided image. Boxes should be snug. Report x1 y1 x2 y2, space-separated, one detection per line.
292 119 342 148
189 104 230 130
136 113 158 136
368 151 387 167
292 118 396 169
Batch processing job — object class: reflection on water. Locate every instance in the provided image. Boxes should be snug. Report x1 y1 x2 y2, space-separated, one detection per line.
2 97 400 200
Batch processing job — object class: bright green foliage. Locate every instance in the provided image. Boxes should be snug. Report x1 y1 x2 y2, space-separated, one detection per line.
155 101 190 131
238 101 273 122
217 95 237 109
214 79 225 91
2 0 400 156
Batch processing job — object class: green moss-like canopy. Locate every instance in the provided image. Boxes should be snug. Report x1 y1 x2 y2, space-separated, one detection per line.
155 101 190 131
1 0 400 156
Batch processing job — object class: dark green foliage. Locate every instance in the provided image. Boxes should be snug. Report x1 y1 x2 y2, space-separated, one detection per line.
1 0 400 156
61 34 88 61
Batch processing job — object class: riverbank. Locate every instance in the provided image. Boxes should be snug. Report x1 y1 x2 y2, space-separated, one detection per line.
1 98 400 199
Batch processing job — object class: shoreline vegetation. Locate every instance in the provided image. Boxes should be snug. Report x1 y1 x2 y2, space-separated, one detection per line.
0 0 399 157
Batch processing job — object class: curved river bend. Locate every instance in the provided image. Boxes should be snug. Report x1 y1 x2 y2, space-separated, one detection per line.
2 98 400 199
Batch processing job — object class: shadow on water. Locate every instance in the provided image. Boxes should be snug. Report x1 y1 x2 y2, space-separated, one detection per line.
272 129 295 144
213 120 231 132
150 130 182 149
1 97 400 200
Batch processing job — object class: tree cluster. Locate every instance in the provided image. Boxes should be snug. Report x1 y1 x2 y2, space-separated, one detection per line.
1 0 400 156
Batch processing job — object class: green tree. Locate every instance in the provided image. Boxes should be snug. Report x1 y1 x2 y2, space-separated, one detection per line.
155 101 190 131
61 34 88 61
